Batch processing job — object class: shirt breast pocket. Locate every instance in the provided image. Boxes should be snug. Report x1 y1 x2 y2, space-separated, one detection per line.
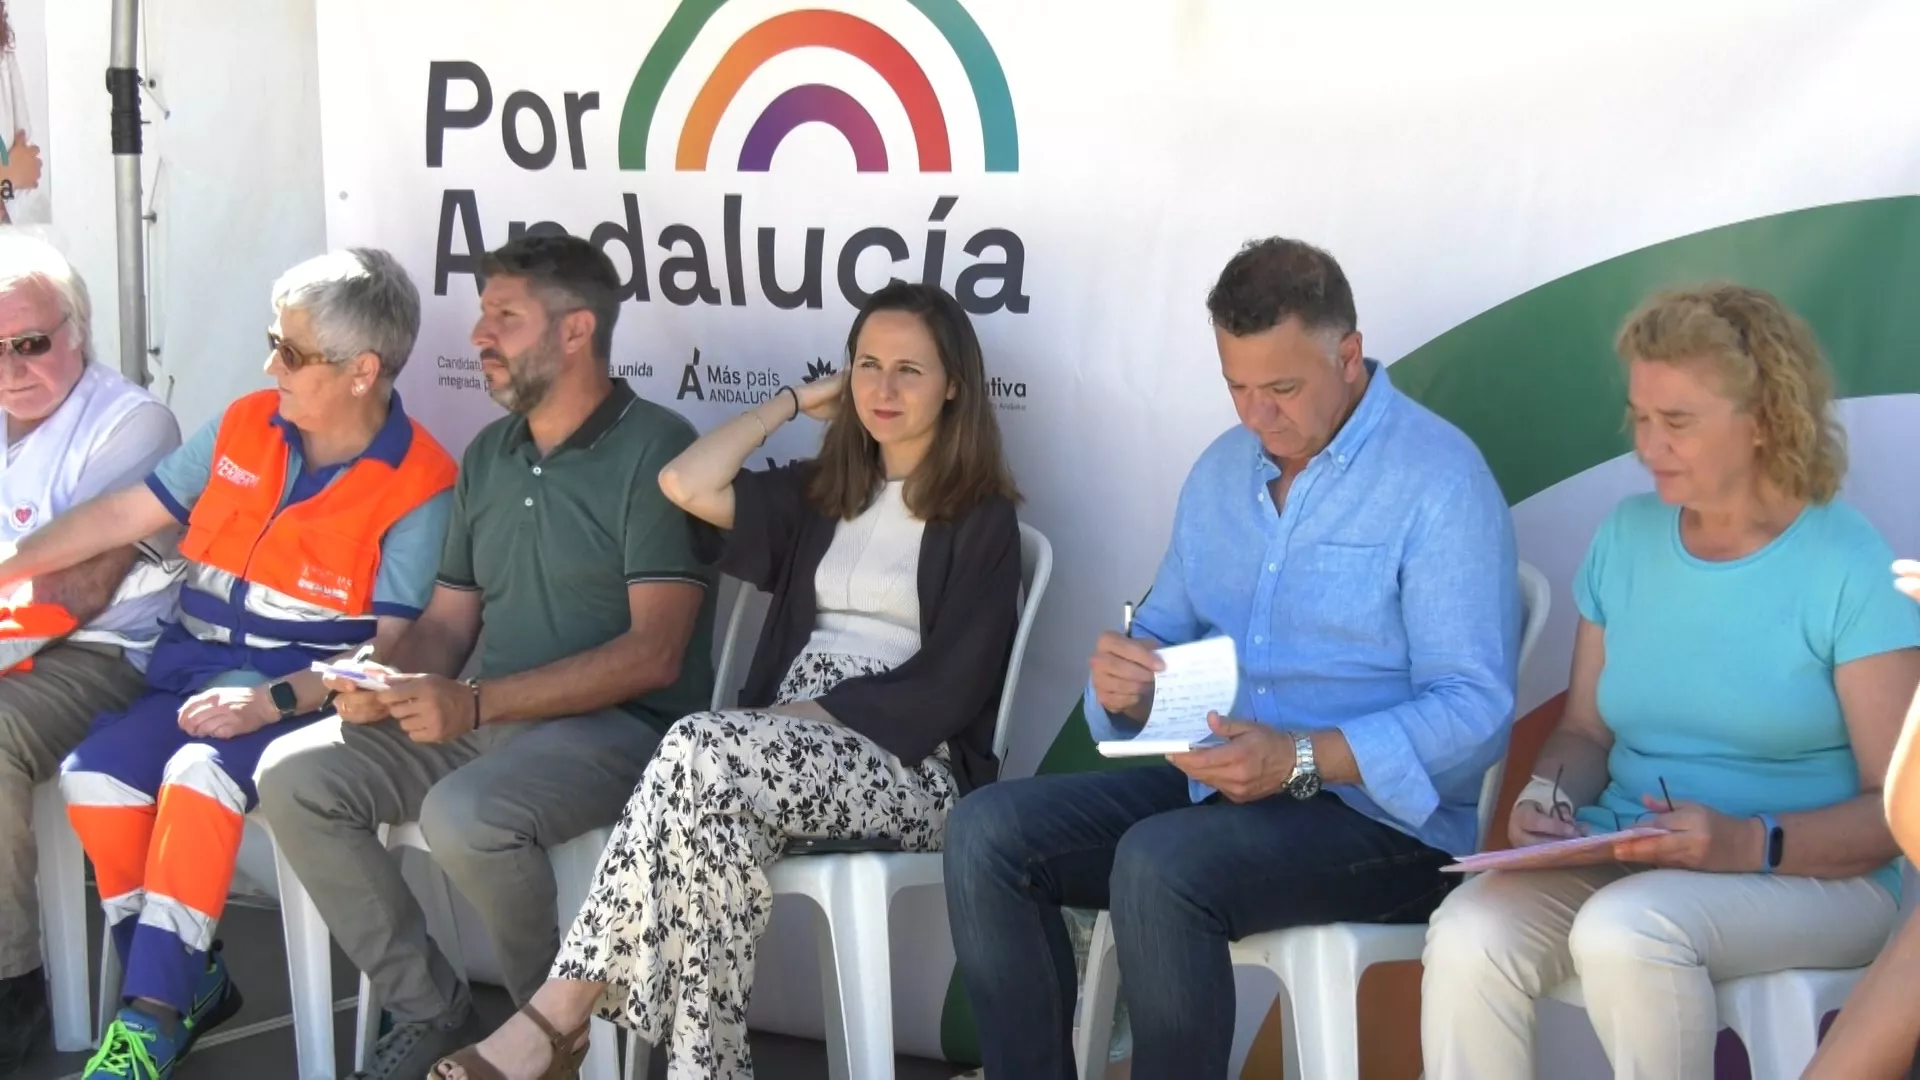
1291 542 1397 644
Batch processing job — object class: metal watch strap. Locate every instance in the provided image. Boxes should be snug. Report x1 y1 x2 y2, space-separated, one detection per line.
1287 733 1320 799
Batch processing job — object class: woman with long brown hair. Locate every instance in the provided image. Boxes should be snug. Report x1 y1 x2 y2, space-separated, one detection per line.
434 280 1024 1079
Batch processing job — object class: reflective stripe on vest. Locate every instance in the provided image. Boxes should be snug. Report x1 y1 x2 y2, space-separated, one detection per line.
173 391 455 653
177 562 377 651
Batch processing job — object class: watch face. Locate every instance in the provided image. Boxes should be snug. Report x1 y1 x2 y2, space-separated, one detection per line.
1288 771 1323 800
269 680 299 714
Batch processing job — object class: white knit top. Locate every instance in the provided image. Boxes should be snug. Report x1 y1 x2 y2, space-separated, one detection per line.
802 480 926 666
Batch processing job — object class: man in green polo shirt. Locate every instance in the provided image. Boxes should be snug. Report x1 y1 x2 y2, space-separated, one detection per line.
257 235 715 1080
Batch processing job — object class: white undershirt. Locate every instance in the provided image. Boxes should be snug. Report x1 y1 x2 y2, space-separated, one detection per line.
802 480 926 667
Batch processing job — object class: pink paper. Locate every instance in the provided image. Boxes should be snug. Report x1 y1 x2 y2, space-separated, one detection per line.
1441 826 1670 873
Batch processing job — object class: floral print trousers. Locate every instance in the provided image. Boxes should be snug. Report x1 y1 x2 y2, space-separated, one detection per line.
551 652 956 1078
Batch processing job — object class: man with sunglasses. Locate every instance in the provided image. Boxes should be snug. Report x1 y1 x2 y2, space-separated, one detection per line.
0 234 182 1073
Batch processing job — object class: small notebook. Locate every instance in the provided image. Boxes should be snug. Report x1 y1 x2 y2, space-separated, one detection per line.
310 661 392 691
1440 827 1669 873
1096 636 1239 757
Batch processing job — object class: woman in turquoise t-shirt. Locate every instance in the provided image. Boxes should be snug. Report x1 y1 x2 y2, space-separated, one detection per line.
1422 284 1920 1080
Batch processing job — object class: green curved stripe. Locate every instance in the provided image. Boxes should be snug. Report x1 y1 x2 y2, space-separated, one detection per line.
940 196 1920 1063
1391 196 1920 504
618 0 1020 171
907 0 1019 171
617 0 725 170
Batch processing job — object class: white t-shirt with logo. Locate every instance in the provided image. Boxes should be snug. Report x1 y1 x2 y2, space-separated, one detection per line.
1 363 182 668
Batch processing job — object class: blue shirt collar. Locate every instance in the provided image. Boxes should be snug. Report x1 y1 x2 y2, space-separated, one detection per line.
1254 358 1394 477
269 390 416 474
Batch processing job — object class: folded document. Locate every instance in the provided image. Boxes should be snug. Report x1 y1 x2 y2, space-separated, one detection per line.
1440 827 1669 873
1095 636 1239 757
310 660 392 691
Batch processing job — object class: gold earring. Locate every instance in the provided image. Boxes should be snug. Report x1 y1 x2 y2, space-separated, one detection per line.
353 384 367 396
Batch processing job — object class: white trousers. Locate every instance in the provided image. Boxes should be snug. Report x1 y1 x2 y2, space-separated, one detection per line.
1420 864 1896 1080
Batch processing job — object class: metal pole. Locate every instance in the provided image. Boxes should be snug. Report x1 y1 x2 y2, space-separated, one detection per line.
108 0 147 386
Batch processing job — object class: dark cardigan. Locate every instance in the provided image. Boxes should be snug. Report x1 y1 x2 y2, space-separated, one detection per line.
709 462 1020 793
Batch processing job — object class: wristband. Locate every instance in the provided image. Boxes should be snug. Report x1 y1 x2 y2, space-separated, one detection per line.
781 384 800 421
1515 774 1575 817
1755 812 1782 873
464 677 483 730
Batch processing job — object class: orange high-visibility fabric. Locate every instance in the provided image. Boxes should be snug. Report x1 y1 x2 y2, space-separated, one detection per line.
0 601 77 674
66 802 155 901
176 390 456 614
145 782 245 925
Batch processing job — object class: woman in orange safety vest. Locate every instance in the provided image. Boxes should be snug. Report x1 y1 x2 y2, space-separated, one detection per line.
0 249 454 1080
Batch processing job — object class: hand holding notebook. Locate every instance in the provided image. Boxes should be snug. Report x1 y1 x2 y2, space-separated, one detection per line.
1096 636 1239 757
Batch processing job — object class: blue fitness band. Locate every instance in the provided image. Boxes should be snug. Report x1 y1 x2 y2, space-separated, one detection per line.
1755 812 1781 873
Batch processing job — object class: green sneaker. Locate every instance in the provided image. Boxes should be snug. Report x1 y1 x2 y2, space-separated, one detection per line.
82 1009 179 1079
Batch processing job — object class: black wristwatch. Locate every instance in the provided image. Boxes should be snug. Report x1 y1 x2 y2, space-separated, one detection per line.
268 679 300 720
1284 733 1322 800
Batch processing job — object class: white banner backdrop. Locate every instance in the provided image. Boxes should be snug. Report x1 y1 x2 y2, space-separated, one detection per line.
318 0 1920 1069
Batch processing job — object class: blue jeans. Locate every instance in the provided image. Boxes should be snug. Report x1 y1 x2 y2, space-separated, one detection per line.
944 764 1454 1080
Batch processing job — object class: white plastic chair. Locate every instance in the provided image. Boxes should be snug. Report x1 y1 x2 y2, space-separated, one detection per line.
33 779 94 1051
270 825 343 1080
624 522 1055 1080
1544 968 1862 1080
1073 560 1552 1080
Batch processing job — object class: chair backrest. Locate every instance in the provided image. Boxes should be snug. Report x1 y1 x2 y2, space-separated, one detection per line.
1516 560 1551 676
1473 559 1552 849
995 522 1054 760
710 577 760 711
706 521 1055 752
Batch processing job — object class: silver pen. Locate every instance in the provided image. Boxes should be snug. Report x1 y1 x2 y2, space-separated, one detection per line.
1122 602 1135 637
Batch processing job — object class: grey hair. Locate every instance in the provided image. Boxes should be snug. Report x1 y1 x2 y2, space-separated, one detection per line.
1316 326 1348 367
0 233 93 362
271 248 421 380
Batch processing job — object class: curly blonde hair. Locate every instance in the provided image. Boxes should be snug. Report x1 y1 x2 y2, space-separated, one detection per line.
1615 283 1845 503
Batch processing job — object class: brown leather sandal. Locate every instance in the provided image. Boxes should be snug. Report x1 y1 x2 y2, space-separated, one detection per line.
431 1003 589 1080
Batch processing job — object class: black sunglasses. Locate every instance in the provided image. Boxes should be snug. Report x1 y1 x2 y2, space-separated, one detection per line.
0 315 67 359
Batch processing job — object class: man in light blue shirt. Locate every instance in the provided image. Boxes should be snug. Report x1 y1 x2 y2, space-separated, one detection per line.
945 238 1520 1079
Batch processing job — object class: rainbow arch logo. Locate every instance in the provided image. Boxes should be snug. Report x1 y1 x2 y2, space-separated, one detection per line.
617 0 1018 173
